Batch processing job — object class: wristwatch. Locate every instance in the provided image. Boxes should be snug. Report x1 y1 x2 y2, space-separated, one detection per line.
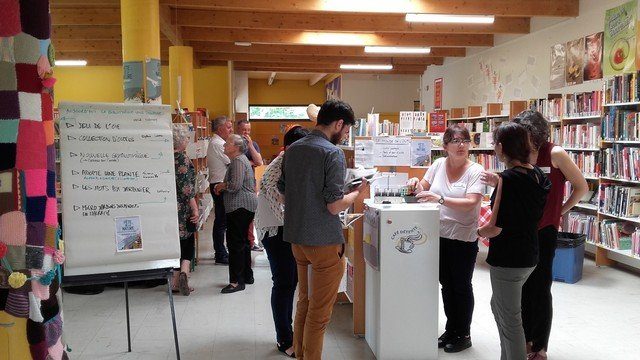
438 195 445 204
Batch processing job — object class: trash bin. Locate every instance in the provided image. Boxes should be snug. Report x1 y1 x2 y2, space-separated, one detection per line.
552 232 586 284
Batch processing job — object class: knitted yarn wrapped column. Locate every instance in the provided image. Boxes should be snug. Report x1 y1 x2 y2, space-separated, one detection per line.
0 1 67 359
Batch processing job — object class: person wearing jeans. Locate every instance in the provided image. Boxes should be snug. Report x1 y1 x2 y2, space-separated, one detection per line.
408 124 484 353
278 100 366 360
513 111 587 360
255 126 310 358
236 119 264 252
207 116 233 264
214 134 257 294
479 122 551 360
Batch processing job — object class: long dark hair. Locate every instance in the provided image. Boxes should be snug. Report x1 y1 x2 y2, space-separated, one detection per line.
493 122 531 164
512 110 550 150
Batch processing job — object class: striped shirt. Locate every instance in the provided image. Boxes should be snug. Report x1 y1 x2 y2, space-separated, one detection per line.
223 154 258 213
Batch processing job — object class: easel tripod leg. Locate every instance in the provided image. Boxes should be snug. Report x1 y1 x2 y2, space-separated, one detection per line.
168 273 181 359
125 281 132 352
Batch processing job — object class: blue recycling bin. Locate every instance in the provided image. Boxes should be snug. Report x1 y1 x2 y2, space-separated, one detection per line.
552 232 586 284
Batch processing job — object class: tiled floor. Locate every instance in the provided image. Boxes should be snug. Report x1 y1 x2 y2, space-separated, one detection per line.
63 219 640 359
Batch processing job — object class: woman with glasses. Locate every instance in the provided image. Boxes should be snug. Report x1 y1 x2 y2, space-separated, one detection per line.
407 124 485 353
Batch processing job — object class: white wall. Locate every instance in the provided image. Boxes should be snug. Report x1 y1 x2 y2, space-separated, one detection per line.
234 70 249 113
421 0 629 112
341 74 420 117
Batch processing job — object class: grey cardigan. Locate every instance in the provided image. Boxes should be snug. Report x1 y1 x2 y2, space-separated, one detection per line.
223 154 258 213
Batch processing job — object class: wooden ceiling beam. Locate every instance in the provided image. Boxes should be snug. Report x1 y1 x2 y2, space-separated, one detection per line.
50 8 120 25
175 10 529 34
232 65 425 75
181 27 493 47
197 52 443 65
232 61 427 72
53 39 122 52
52 25 121 40
159 5 184 45
190 41 466 57
51 0 119 8
164 0 579 17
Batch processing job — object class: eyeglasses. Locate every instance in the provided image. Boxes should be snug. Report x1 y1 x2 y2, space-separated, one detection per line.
449 139 471 145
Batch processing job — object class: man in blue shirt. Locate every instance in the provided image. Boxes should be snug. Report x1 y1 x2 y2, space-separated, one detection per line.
277 99 367 359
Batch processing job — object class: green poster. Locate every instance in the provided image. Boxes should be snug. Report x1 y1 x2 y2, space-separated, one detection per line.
604 0 637 76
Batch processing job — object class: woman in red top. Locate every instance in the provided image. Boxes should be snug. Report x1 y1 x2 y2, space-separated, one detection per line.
484 110 587 360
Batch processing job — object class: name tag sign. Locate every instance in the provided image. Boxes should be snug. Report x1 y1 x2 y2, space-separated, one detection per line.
540 166 551 174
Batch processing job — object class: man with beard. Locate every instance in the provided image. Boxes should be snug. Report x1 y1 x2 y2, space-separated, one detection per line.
277 99 366 360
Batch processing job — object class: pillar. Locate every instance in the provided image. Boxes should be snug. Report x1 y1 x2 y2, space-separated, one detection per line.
1 0 67 358
120 0 162 103
169 46 194 111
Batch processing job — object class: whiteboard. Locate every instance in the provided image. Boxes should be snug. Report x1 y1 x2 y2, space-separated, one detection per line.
373 137 412 166
59 102 180 276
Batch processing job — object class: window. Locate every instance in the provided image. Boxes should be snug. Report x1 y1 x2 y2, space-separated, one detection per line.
249 105 312 121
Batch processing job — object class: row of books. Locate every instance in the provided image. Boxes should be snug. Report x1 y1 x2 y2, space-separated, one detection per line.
563 212 599 244
601 109 640 141
469 153 506 172
454 121 491 133
602 146 640 182
604 72 640 104
528 97 563 121
567 151 600 178
598 184 640 218
562 123 601 148
600 220 638 251
564 91 603 117
355 117 402 137
550 126 561 145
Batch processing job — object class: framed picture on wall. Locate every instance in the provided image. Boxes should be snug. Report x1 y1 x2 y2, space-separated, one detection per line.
325 76 342 100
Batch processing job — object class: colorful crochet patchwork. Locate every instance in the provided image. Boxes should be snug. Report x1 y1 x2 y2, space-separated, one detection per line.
0 210 27 245
0 0 21 37
25 245 43 269
0 119 19 143
19 0 50 40
26 222 45 247
25 196 46 223
23 169 47 197
44 197 56 226
16 120 47 170
5 290 29 318
13 33 40 65
0 61 17 91
18 92 42 121
0 90 20 119
1 1 66 356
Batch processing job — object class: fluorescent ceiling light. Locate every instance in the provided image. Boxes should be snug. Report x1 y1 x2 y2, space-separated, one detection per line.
405 14 495 24
55 60 87 66
340 64 393 70
365 46 431 54
234 42 252 46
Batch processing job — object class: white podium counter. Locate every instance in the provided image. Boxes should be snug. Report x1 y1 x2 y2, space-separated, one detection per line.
363 200 440 360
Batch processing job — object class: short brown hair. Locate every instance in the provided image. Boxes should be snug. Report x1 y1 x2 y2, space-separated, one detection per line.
512 110 550 150
443 124 471 145
493 122 531 164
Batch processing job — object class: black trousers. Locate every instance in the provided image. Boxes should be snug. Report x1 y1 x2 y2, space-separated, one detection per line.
226 208 255 285
210 184 229 261
262 227 298 345
440 237 479 336
522 225 557 352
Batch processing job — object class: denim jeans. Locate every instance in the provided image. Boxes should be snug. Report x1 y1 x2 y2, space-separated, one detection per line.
262 227 298 345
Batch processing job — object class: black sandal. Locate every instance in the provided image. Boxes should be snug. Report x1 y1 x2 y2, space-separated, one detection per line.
277 342 295 358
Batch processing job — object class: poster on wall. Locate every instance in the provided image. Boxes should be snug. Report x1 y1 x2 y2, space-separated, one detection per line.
584 32 604 81
428 112 446 133
123 61 144 103
325 76 341 100
550 43 566 90
604 0 637 77
565 37 585 86
434 78 443 110
145 58 162 104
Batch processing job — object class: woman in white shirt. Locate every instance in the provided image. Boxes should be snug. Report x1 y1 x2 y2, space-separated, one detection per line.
408 124 485 353
254 125 310 358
